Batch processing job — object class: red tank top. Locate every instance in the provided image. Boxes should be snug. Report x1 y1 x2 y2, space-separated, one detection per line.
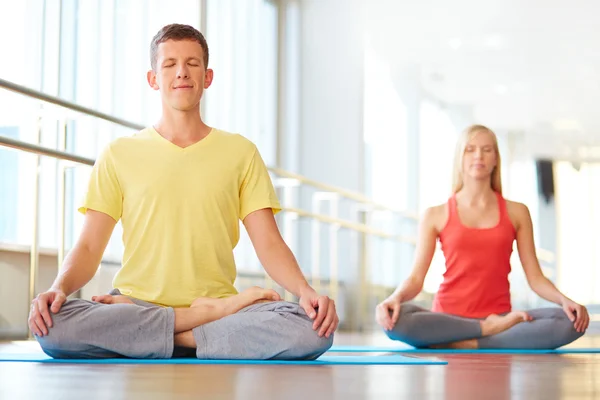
432 191 515 318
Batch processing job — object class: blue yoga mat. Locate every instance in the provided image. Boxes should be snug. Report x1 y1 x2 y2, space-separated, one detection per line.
328 345 600 354
0 352 447 365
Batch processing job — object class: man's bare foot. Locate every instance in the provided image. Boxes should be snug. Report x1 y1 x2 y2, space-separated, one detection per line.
236 286 281 306
190 287 281 319
480 311 532 337
430 339 478 349
92 294 135 305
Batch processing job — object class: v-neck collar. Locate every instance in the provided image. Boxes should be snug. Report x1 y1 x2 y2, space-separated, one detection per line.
149 126 216 152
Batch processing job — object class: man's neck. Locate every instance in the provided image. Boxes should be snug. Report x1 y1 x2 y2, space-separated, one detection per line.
154 109 212 147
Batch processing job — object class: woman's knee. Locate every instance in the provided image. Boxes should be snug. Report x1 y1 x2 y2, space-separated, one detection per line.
394 303 426 325
529 308 585 349
527 307 567 320
384 303 427 346
551 315 585 348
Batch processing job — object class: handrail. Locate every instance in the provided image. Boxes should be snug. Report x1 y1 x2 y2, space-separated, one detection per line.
0 78 144 131
0 78 413 218
270 167 418 219
0 135 95 166
285 207 416 244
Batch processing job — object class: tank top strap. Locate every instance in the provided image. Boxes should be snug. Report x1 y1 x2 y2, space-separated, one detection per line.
494 191 511 226
445 194 459 225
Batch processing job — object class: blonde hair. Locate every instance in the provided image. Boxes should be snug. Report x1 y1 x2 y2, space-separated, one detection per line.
451 124 502 194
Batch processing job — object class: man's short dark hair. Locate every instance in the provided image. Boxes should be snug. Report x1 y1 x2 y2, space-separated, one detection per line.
150 23 209 70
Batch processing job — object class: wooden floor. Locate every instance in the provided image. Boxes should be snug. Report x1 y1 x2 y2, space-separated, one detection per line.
1 331 599 400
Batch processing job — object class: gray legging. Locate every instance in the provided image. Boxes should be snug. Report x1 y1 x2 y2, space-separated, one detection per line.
385 303 585 349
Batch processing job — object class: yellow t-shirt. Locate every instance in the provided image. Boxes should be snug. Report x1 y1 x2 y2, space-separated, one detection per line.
79 127 281 307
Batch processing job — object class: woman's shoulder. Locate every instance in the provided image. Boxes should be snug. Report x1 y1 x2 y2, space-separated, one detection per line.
421 202 450 233
504 198 530 215
503 197 531 229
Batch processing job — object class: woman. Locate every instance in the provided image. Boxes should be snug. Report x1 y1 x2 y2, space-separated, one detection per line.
376 124 589 349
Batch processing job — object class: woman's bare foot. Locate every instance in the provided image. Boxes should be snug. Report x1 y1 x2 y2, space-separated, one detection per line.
480 311 532 337
430 312 531 350
92 294 135 305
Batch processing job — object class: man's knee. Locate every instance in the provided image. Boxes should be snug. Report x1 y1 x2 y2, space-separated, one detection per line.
36 333 76 359
274 302 334 359
35 300 93 358
198 301 334 360
296 321 334 359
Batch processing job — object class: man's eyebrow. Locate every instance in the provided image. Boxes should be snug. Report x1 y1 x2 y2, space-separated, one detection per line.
162 57 202 63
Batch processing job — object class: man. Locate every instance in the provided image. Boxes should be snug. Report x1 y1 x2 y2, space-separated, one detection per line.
28 23 338 360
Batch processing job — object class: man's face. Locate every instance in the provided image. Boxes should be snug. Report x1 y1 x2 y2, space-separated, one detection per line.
147 39 213 111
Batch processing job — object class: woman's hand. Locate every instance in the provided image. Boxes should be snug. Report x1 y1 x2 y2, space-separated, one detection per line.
375 295 402 331
561 297 590 333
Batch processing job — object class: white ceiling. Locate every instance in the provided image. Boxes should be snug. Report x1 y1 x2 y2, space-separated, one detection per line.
365 0 600 162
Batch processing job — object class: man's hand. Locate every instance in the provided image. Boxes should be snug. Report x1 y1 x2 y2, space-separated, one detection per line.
561 297 590 333
28 289 67 337
298 288 338 338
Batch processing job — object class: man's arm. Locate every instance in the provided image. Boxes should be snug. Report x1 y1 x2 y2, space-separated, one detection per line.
52 210 117 295
29 210 116 336
243 209 310 297
243 208 338 338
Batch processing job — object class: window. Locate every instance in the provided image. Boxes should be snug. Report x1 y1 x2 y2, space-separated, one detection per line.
0 0 203 256
418 100 458 211
362 38 409 285
204 0 278 166
555 162 600 304
363 41 408 211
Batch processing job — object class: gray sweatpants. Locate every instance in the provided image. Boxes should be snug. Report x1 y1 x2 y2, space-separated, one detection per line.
385 303 585 349
36 290 333 360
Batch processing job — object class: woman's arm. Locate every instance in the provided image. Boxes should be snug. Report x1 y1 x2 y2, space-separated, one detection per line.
375 206 441 330
392 206 440 302
514 202 589 332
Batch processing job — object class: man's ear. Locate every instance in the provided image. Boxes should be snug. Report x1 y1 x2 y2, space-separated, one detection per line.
204 68 214 89
147 70 159 90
